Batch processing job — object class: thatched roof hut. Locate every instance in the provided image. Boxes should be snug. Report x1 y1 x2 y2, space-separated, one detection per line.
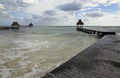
76 19 84 26
11 22 20 29
28 23 33 27
11 22 20 27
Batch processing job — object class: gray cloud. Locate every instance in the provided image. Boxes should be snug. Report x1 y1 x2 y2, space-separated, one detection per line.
44 10 56 16
32 14 59 25
17 1 30 7
0 0 31 11
86 12 104 17
57 2 82 11
0 1 17 10
0 0 84 26
0 11 12 18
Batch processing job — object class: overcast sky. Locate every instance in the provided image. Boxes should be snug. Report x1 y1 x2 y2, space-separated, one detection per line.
0 0 120 26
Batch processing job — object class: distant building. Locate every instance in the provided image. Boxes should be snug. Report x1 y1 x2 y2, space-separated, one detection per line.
11 22 20 29
28 23 33 27
76 19 84 28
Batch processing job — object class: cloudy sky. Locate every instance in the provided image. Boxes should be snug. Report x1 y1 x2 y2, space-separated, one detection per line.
0 0 120 26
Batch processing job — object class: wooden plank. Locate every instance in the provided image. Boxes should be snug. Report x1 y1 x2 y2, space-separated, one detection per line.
42 35 120 78
76 28 116 36
0 26 19 30
0 26 12 30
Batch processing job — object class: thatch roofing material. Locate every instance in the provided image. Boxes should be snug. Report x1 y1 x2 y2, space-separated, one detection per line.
76 19 84 25
11 22 20 27
29 23 33 26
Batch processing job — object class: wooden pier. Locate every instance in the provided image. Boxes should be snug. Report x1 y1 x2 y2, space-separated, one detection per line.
0 26 19 30
76 27 116 36
42 35 120 78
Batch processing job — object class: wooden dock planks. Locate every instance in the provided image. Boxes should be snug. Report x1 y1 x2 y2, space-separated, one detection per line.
76 27 116 36
42 35 120 78
0 26 19 30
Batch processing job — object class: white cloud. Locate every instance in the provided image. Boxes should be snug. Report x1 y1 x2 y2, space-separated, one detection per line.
22 0 37 4
85 11 120 26
91 0 120 5
92 0 108 4
0 0 120 26
86 11 104 17
0 4 5 9
109 0 120 4
84 2 98 7
0 11 12 19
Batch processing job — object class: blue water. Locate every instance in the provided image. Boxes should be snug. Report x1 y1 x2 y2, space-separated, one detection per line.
0 26 119 78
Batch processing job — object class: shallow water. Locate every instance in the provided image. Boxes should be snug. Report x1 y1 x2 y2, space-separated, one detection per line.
0 26 99 78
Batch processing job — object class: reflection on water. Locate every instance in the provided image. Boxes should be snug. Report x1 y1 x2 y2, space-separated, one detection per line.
0 26 97 78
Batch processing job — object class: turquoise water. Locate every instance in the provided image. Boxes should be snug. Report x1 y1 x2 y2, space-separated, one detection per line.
0 26 114 78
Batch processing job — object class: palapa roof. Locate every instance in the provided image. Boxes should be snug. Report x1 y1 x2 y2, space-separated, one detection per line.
11 22 20 26
29 23 33 26
29 23 33 27
76 19 84 25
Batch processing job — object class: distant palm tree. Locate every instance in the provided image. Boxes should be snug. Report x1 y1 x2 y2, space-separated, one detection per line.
76 19 84 28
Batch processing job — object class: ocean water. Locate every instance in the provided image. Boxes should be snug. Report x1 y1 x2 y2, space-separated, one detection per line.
0 26 119 78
